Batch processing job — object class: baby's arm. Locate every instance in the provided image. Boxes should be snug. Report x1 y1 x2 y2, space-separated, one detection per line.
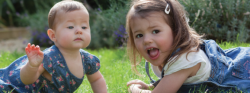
20 43 45 85
87 71 107 93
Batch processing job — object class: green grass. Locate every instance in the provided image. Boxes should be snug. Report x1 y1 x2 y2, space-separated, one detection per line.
74 48 151 93
0 42 249 92
0 48 152 93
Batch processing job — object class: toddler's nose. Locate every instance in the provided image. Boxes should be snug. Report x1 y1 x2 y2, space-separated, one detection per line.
143 35 153 45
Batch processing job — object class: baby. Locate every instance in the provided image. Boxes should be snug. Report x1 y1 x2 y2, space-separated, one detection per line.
0 0 107 92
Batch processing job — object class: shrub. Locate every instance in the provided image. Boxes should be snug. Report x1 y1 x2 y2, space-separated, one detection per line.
180 0 250 42
87 0 129 49
21 10 54 47
1 0 60 47
0 0 60 27
5 0 129 49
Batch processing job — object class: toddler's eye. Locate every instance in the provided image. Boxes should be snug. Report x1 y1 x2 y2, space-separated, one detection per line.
82 27 87 29
152 30 159 34
67 26 74 29
135 34 143 38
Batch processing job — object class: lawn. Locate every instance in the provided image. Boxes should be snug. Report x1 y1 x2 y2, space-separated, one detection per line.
0 42 249 93
0 48 151 93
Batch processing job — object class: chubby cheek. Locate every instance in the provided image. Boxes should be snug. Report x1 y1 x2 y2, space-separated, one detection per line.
56 33 72 45
59 36 71 45
83 36 91 47
84 32 91 43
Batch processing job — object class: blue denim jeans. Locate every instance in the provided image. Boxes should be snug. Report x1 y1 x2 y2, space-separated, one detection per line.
177 40 250 93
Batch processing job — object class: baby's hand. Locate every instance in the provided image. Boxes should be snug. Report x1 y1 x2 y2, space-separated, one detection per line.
25 43 44 68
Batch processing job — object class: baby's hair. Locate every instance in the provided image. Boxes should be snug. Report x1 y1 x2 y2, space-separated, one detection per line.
126 0 203 72
48 0 87 29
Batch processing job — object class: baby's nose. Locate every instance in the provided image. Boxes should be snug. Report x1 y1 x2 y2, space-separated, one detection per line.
76 29 83 34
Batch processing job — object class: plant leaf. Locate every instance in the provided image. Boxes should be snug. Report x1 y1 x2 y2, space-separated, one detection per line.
5 0 16 13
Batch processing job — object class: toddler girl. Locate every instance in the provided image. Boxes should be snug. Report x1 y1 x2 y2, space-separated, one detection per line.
0 0 107 92
126 0 250 92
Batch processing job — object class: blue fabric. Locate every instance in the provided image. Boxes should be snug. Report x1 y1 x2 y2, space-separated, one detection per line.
0 45 100 93
176 40 250 93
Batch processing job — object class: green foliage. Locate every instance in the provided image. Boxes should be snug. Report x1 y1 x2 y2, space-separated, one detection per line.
15 0 60 47
0 0 16 27
16 0 61 27
0 0 59 27
12 0 129 49
88 0 129 49
0 0 129 49
180 0 250 43
15 0 60 30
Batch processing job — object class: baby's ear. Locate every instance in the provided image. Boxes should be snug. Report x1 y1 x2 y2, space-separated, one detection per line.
47 29 56 42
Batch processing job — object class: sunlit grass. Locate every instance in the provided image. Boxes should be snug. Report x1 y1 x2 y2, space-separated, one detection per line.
0 41 249 92
0 48 151 93
75 48 151 93
219 41 250 49
0 51 24 68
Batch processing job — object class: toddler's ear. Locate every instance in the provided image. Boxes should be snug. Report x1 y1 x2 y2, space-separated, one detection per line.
47 29 56 42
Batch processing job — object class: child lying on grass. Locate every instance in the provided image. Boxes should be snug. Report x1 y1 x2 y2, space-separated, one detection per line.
125 0 250 92
0 0 107 92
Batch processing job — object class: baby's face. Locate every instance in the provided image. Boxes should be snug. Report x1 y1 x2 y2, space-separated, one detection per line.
53 9 90 49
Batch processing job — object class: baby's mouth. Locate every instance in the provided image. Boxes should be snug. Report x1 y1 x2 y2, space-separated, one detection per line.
147 48 159 58
74 38 83 41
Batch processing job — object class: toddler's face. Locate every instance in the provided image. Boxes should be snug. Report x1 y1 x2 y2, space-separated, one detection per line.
130 12 173 66
53 9 90 49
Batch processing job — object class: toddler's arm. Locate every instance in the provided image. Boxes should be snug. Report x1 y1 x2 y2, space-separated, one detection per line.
87 71 107 93
20 43 45 85
127 63 201 93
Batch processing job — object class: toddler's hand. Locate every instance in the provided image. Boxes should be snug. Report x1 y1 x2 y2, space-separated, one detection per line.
25 43 44 68
127 79 149 89
128 84 143 93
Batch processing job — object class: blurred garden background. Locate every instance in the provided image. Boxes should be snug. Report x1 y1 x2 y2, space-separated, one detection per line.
0 0 250 52
0 0 129 52
0 0 250 92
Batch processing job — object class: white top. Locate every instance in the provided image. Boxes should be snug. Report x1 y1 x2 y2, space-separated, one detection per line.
151 48 211 84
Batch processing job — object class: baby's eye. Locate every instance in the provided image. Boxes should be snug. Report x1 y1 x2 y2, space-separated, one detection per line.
152 30 160 34
67 26 74 29
135 34 143 38
82 27 87 29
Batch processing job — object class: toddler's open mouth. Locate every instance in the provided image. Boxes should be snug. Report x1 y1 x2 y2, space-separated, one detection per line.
148 48 159 59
